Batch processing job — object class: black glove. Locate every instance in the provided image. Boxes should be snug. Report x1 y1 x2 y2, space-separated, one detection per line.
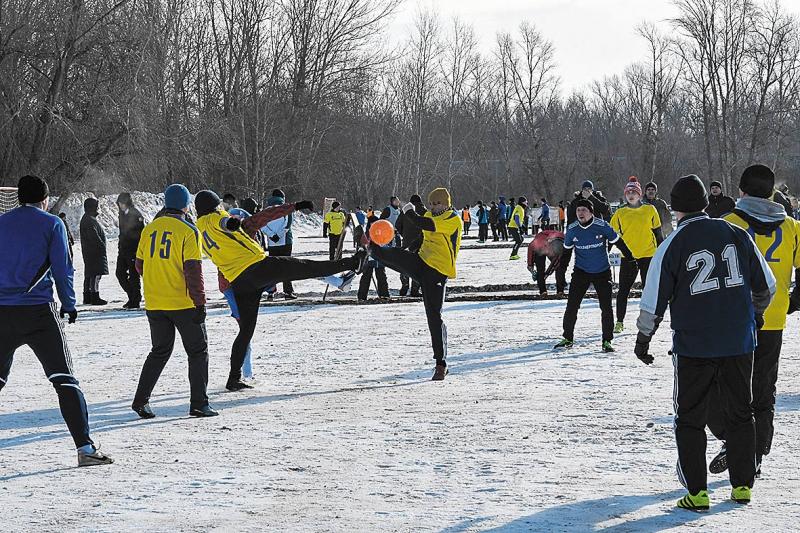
192 305 206 324
269 234 281 243
755 313 765 330
634 332 654 365
225 217 242 232
788 291 800 314
295 200 314 212
60 307 78 324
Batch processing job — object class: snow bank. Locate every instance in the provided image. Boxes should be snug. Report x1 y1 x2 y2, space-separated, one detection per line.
54 192 323 241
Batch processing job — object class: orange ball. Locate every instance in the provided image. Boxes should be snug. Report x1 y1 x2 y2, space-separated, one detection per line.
369 219 395 245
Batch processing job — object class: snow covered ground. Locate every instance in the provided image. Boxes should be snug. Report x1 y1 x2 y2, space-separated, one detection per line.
2 224 800 532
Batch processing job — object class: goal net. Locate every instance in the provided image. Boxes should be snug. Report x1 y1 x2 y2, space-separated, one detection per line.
0 187 18 214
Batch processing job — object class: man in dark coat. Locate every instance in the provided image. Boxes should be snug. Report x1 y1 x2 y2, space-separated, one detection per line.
705 180 736 218
116 192 145 309
566 180 611 224
80 197 108 305
394 194 426 297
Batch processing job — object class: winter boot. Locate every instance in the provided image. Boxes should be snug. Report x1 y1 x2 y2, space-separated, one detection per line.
83 291 92 305
189 405 219 417
132 403 156 419
676 490 709 511
226 378 254 392
91 292 107 306
432 363 448 381
78 446 114 467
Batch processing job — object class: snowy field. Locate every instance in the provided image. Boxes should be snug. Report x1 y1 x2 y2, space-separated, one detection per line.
2 225 800 532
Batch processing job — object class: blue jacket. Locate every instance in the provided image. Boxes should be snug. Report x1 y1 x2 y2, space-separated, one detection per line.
539 203 550 220
0 206 77 310
637 213 776 358
498 201 508 221
477 206 489 224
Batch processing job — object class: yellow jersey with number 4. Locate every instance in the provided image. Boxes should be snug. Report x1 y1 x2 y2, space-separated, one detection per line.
419 209 462 279
136 215 202 311
725 211 800 330
196 210 267 282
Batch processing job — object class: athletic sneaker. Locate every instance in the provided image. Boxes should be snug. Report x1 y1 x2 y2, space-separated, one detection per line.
709 443 727 474
132 403 156 419
731 486 751 504
226 379 254 392
432 364 448 381
509 255 521 260
283 292 298 300
122 301 140 310
554 338 574 349
676 490 709 511
78 446 114 467
614 321 624 333
338 271 357 292
189 405 219 417
602 341 615 353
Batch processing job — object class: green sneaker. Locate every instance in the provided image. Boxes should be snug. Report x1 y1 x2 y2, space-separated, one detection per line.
614 321 624 333
731 486 751 504
554 338 574 349
509 255 521 260
677 490 709 511
602 340 615 353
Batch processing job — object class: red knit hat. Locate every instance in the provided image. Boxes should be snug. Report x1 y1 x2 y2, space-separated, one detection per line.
624 176 642 196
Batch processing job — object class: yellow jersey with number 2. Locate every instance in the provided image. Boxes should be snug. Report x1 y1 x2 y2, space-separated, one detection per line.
725 211 800 330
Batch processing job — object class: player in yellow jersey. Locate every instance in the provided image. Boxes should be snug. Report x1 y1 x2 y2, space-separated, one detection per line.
194 190 366 391
507 196 528 260
323 201 348 259
368 188 462 381
609 176 663 333
132 184 217 418
707 164 800 476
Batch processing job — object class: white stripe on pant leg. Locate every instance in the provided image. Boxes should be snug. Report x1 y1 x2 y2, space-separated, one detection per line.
441 283 448 360
672 351 688 489
0 376 6 384
59 383 82 391
48 373 75 380
49 302 74 374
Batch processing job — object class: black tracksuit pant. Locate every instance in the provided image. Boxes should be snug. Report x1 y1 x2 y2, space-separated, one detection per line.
562 268 614 342
329 234 342 260
266 244 295 295
0 304 93 448
498 220 508 240
490 223 499 241
133 309 210 409
707 329 782 465
116 255 141 305
534 254 566 294
478 223 489 242
616 256 651 322
229 255 358 382
370 246 448 364
509 228 523 257
674 353 756 494
357 260 389 300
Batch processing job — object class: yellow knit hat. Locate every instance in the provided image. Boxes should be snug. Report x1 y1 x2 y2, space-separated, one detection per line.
428 188 451 207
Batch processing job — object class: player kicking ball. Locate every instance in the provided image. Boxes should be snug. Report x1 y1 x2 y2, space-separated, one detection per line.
554 199 634 353
194 191 366 391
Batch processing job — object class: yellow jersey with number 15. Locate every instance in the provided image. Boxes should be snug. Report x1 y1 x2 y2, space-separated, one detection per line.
136 214 202 311
196 210 267 282
419 209 462 279
724 211 800 330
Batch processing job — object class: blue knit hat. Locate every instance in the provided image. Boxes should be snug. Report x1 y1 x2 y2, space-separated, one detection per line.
581 180 594 190
229 207 250 219
164 184 191 210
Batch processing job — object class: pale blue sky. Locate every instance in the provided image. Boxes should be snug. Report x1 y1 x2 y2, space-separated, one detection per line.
387 0 800 93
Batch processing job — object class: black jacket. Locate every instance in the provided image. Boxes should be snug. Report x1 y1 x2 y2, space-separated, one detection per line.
395 203 428 252
118 206 145 259
705 193 736 218
80 212 108 276
489 206 499 224
567 191 611 224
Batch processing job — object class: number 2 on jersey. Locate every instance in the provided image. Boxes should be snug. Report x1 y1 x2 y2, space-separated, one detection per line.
687 245 744 295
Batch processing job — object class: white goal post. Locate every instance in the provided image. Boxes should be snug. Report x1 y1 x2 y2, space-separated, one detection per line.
0 187 18 214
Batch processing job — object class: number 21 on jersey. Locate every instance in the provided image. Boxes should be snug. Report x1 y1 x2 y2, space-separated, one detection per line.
686 245 744 295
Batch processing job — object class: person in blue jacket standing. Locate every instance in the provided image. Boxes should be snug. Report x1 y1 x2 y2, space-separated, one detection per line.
0 175 113 467
497 196 509 241
476 201 489 242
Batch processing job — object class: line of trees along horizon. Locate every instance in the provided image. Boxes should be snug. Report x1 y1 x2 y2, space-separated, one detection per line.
1 0 799 212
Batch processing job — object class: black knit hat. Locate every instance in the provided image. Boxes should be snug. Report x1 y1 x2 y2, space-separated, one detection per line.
17 175 49 204
645 181 657 191
271 188 285 198
518 196 528 205
739 164 775 199
240 197 258 214
410 194 422 204
195 190 221 217
670 175 708 213
331 201 340 210
574 198 594 213
710 180 722 189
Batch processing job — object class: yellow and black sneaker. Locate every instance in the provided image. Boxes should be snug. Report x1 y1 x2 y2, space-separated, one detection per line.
677 490 709 512
731 486 751 504
554 338 574 349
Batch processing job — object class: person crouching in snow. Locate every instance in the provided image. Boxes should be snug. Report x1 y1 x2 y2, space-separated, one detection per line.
367 188 462 380
527 230 566 296
554 199 634 353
